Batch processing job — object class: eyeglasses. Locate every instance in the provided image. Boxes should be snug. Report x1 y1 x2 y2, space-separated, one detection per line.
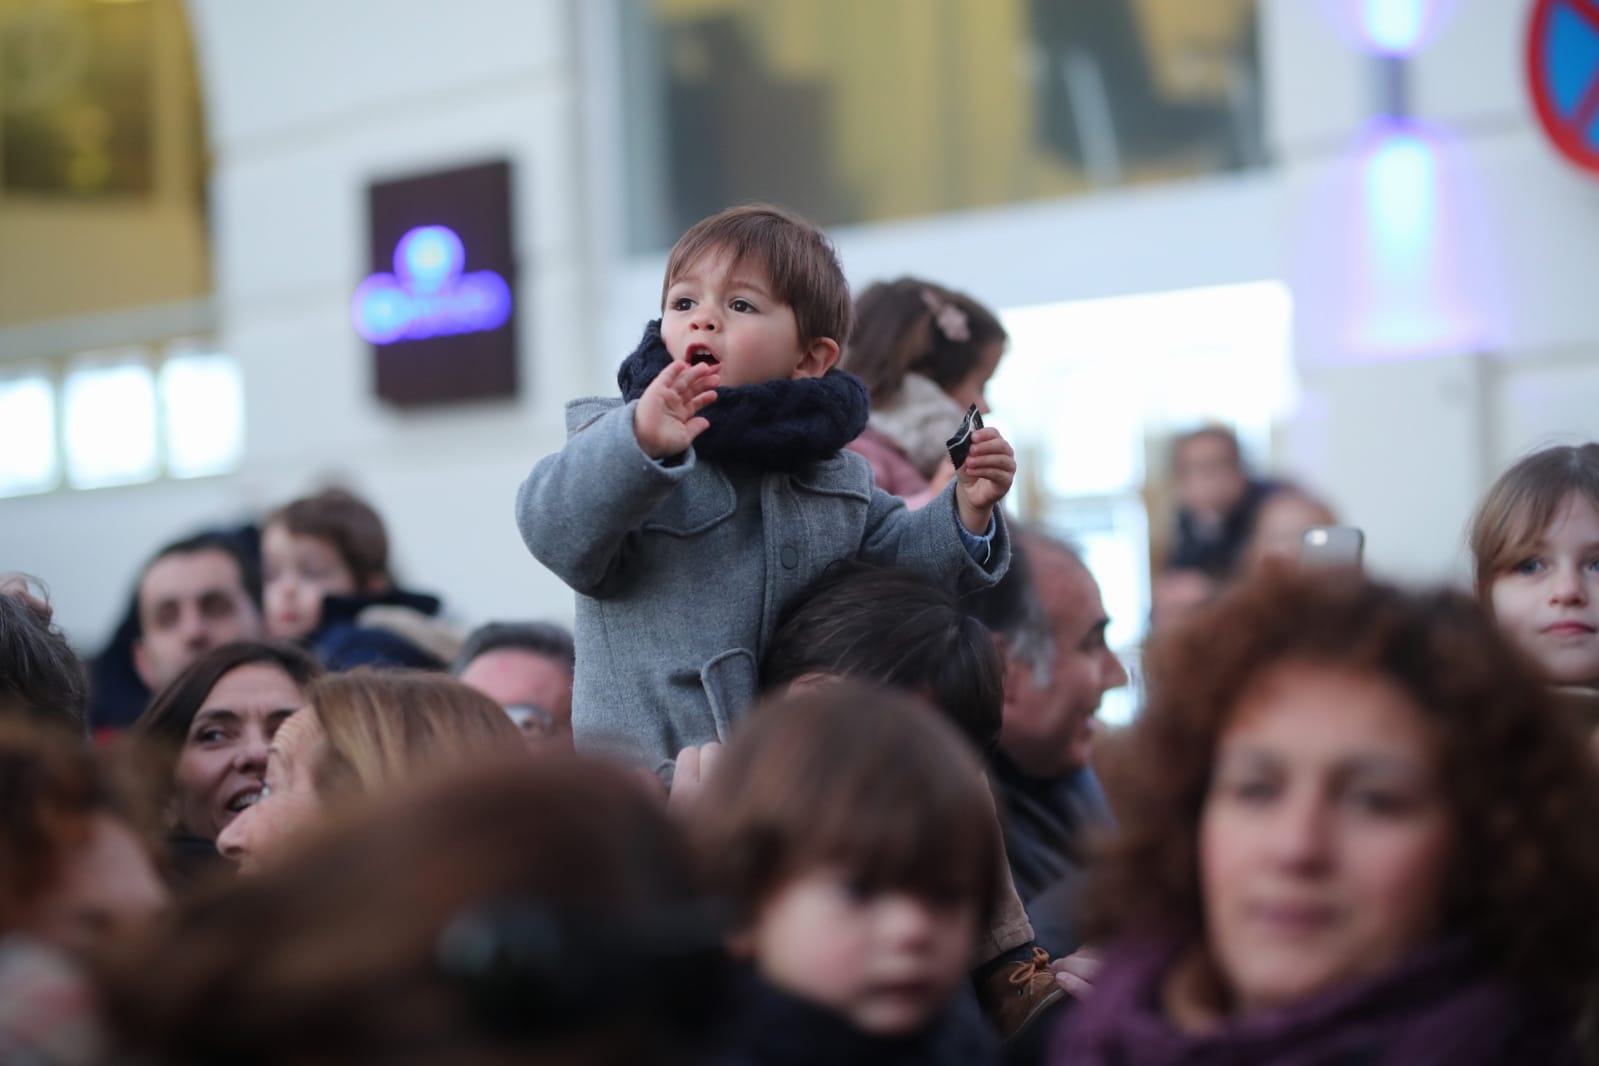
503 704 560 737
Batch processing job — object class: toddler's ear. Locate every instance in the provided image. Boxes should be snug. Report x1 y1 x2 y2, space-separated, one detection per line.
793 337 840 379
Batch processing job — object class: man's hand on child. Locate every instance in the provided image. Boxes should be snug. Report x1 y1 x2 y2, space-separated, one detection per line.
634 359 720 460
955 426 1016 534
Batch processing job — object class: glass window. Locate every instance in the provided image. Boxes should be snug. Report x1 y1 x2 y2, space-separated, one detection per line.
991 281 1293 721
62 355 158 489
619 0 1265 250
0 371 59 497
160 349 243 478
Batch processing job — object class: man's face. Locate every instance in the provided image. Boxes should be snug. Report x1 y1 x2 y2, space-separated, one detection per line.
998 550 1128 779
1174 433 1248 523
134 548 262 691
458 648 574 752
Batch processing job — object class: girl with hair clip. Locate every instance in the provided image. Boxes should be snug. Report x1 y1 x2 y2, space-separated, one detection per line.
1470 443 1599 748
1051 571 1599 1066
843 278 1008 508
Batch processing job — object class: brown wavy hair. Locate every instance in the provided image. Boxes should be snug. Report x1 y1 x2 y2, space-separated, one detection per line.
0 721 163 931
1085 569 1599 995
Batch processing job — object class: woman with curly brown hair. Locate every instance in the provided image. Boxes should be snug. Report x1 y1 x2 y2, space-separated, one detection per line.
1051 570 1599 1065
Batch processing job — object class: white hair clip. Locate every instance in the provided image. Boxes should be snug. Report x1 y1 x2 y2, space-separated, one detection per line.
921 289 971 343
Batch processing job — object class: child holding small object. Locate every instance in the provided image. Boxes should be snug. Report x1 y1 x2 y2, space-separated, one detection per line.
517 205 1014 775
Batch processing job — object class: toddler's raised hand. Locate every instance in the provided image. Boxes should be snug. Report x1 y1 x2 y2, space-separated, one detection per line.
955 426 1016 534
633 359 720 460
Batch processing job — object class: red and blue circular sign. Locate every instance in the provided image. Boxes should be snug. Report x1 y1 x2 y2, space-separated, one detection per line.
1528 0 1599 174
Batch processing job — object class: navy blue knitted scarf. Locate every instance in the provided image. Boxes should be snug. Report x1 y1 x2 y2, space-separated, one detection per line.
616 320 870 474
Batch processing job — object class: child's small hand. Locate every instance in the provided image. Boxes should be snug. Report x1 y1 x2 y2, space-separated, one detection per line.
634 359 720 460
955 426 1015 534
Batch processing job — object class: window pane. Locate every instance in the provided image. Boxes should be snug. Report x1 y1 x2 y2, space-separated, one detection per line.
160 351 243 478
63 357 158 489
620 0 1266 250
0 373 58 498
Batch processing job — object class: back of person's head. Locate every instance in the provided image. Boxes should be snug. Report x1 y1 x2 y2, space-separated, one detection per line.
696 683 1000 929
0 588 89 735
662 203 852 349
844 277 1007 406
1089 569 1599 996
762 560 1002 751
310 669 523 797
1469 442 1599 605
265 487 390 590
131 641 321 797
453 621 576 676
0 721 167 954
102 757 721 1065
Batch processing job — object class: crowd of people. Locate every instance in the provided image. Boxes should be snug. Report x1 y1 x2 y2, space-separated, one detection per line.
2 202 1598 1065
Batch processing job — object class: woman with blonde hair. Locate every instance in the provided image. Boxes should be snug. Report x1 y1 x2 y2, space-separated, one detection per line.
217 668 522 872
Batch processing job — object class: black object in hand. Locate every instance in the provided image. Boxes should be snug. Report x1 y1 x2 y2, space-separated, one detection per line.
946 405 984 469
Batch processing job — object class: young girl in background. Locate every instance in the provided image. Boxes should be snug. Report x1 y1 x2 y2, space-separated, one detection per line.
694 683 1002 1065
843 278 1008 508
1470 445 1599 731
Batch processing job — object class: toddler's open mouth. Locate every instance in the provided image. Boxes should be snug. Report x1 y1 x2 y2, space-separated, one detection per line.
687 344 719 368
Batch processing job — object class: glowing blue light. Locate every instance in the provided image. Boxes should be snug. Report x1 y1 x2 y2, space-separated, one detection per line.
1364 0 1425 55
352 225 512 345
396 226 464 293
1345 121 1484 356
1368 130 1433 249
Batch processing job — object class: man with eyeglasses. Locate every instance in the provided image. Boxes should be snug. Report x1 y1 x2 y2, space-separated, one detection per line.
453 621 575 752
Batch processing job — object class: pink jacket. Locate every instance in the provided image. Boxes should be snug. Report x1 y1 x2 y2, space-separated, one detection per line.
847 428 939 509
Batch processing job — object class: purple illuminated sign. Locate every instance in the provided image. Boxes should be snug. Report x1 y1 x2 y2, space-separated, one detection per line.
362 159 518 407
352 225 512 344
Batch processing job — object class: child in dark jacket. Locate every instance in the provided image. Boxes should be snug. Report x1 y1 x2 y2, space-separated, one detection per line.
692 682 1003 1066
262 488 457 670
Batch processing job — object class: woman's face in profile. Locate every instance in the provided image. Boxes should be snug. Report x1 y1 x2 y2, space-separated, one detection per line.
1198 662 1454 1016
216 706 326 875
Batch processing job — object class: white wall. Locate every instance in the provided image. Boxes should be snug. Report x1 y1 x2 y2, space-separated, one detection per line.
1 0 590 650
1267 0 1599 584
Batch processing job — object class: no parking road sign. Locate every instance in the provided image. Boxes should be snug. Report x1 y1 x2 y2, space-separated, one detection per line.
1529 0 1599 174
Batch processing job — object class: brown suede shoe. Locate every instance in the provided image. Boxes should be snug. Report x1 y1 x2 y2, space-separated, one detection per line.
977 946 1068 1045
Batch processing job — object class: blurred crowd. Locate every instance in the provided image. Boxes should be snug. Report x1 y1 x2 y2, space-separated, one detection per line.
3 203 1598 1066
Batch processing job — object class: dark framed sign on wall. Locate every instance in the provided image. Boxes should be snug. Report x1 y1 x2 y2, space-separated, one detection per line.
353 159 519 406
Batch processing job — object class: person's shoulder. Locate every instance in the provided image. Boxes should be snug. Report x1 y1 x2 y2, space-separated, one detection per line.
564 395 623 434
